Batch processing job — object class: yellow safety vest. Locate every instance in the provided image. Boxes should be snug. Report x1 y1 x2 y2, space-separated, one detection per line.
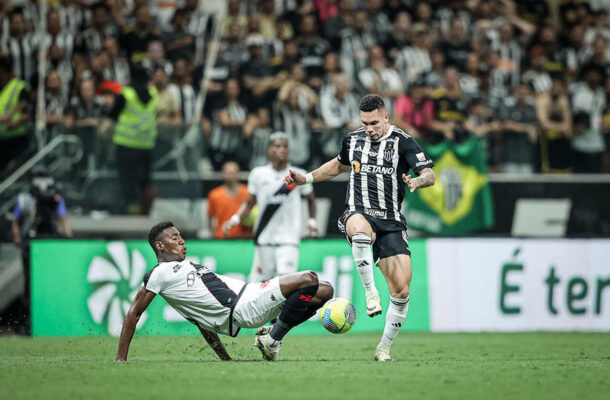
113 86 158 150
0 77 27 140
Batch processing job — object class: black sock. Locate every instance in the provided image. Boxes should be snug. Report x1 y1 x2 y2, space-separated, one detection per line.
270 285 318 341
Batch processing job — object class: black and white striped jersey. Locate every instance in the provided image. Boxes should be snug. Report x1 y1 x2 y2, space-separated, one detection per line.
337 125 434 224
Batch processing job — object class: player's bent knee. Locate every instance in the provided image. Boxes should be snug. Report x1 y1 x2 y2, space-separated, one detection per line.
391 288 410 299
299 270 319 288
318 281 334 301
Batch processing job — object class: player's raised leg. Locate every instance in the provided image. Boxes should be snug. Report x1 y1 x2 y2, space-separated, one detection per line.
254 271 333 360
375 254 412 361
345 214 381 317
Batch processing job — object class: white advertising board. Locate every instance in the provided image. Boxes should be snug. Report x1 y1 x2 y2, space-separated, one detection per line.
427 239 610 331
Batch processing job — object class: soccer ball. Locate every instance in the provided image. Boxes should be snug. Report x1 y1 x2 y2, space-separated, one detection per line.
319 298 356 334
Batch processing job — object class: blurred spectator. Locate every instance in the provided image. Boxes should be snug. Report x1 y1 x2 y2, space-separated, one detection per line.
208 78 256 171
460 52 483 100
423 48 446 89
222 0 247 38
393 81 435 140
430 68 469 142
582 35 610 77
564 25 590 81
258 0 292 40
240 34 278 105
325 0 355 50
1 8 34 84
0 54 31 173
437 17 472 72
340 9 377 88
102 37 130 86
54 0 88 36
382 11 411 63
152 67 181 128
320 51 342 87
395 23 432 89
120 4 161 66
436 0 472 38
167 58 196 125
488 16 536 86
44 70 68 127
65 78 106 129
218 22 249 76
319 73 360 157
570 65 606 173
45 44 73 99
74 2 118 57
144 40 173 77
275 66 318 167
207 161 252 239
522 51 552 94
499 84 538 173
37 9 74 63
365 0 392 44
358 45 403 110
536 80 573 172
110 64 158 214
89 52 122 96
162 8 195 63
12 167 71 335
296 14 331 87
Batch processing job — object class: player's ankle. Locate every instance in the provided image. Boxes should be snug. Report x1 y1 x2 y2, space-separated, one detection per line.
266 336 281 349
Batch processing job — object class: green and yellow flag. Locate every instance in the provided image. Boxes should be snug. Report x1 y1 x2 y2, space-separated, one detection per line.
405 134 494 235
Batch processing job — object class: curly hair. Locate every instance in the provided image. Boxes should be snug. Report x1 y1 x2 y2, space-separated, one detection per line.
359 94 385 112
148 221 174 253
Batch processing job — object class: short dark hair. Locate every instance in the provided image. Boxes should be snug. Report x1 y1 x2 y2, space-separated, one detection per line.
359 94 385 112
148 221 174 253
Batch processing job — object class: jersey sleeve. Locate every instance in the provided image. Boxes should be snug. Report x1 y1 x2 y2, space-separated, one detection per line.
247 169 259 195
207 190 216 216
400 136 434 173
337 135 351 166
143 268 162 294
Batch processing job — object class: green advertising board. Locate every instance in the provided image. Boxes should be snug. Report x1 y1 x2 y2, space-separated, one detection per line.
31 239 429 337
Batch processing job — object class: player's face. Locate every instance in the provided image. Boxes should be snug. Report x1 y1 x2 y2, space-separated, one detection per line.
268 139 289 163
360 108 389 141
157 227 187 261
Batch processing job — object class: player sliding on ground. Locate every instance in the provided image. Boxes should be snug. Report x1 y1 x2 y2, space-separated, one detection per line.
115 221 333 362
285 94 436 361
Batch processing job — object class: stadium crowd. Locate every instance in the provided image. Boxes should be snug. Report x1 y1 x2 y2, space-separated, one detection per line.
1 0 610 176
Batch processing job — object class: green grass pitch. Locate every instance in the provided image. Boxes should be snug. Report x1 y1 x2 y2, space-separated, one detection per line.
1 332 609 400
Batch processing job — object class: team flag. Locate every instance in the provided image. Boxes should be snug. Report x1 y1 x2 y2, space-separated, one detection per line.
405 134 494 235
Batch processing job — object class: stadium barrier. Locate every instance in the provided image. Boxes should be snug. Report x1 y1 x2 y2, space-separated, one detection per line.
30 238 609 336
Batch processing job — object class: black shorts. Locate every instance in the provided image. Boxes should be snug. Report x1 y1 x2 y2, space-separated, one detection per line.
338 209 411 263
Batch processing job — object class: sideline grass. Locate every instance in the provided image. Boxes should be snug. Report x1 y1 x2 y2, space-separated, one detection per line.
1 332 609 400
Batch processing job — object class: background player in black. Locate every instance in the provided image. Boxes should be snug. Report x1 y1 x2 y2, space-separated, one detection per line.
286 95 435 361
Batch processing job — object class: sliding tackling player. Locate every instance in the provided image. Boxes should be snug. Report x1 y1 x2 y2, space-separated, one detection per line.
116 221 333 362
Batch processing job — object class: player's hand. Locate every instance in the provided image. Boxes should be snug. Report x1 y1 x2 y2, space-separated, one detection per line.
285 169 306 186
306 218 318 237
403 173 419 192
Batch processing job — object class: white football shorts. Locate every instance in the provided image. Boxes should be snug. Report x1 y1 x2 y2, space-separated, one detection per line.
233 277 286 329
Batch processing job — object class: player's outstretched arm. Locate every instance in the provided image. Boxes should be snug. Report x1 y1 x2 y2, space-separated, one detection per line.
197 326 232 361
403 168 436 193
285 157 349 186
115 286 156 362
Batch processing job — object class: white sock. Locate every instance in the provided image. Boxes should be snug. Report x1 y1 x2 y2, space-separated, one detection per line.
381 296 409 347
351 232 376 293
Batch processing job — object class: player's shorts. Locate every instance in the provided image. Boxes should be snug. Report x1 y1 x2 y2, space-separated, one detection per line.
338 209 411 263
249 245 299 282
233 277 286 329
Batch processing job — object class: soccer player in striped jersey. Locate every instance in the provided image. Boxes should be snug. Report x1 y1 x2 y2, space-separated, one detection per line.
116 221 333 362
286 94 435 361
